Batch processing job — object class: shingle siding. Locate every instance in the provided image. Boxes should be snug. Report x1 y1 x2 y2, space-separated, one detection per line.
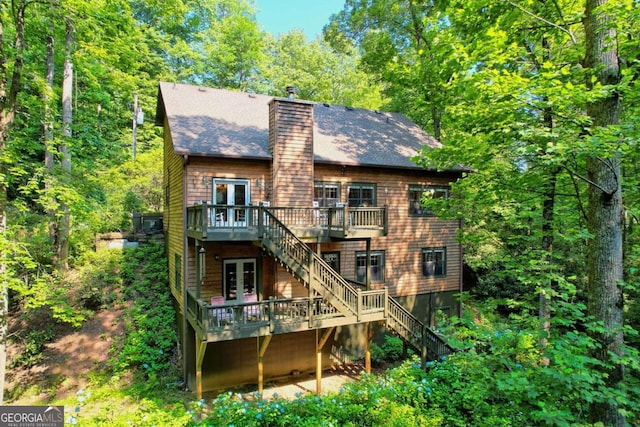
270 99 314 207
163 119 185 310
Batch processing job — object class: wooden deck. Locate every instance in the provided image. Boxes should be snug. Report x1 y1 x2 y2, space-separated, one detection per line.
186 204 388 241
185 289 388 342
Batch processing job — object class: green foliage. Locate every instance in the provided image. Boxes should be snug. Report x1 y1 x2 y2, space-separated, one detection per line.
370 335 406 363
111 243 178 386
10 326 56 369
257 30 385 108
63 386 191 427
185 292 638 426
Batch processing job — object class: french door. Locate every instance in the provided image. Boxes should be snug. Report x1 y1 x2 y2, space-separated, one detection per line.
223 259 256 303
213 179 250 227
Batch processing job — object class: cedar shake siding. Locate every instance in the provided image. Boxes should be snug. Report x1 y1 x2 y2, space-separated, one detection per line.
162 116 185 308
269 98 314 207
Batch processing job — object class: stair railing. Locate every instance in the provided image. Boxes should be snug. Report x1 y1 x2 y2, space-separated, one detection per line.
260 206 452 361
260 208 359 317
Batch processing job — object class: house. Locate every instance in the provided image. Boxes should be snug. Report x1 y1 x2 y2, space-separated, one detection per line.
155 82 465 397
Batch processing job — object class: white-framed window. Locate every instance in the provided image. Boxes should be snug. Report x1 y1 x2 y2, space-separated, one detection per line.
314 182 341 207
355 250 385 283
422 247 446 277
212 178 250 226
409 185 449 216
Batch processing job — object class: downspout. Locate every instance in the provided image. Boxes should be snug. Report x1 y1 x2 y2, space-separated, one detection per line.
182 154 189 385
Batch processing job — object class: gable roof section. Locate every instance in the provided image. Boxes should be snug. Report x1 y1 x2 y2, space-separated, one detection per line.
156 82 444 169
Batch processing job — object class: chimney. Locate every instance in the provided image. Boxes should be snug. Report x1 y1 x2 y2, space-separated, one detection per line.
286 86 297 100
268 89 314 207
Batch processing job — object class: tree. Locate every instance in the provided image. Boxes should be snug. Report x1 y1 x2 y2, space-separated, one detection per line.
56 17 73 270
583 0 624 423
0 0 29 404
328 1 637 420
326 0 462 138
257 30 384 108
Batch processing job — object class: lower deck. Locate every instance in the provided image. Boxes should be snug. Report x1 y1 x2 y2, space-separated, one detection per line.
186 288 387 342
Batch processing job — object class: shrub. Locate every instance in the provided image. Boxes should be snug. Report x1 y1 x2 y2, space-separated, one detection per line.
111 243 178 387
10 326 56 368
370 335 406 363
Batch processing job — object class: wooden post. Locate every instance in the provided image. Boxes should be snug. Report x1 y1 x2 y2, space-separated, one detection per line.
365 239 371 290
195 340 207 400
365 321 383 375
257 335 272 396
316 346 322 395
365 323 371 374
316 327 335 395
421 325 428 369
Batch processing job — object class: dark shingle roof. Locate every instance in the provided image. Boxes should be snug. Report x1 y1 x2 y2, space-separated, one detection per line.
156 82 444 169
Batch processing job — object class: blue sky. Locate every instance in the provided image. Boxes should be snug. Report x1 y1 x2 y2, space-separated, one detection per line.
255 0 345 39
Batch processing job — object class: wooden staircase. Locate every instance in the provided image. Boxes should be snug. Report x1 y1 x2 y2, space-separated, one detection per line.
260 208 453 362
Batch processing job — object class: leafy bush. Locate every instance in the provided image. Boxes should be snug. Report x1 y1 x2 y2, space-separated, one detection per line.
370 335 406 363
188 292 639 427
111 243 178 386
10 327 55 368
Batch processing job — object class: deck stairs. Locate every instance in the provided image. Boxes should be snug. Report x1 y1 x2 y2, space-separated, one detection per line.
260 209 452 362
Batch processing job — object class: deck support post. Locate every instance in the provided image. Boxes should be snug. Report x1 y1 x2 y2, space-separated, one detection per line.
421 325 428 369
365 239 371 290
257 335 272 396
365 323 371 374
365 321 383 374
195 340 207 400
316 327 335 395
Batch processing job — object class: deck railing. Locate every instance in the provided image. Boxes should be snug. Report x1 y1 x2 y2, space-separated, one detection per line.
186 203 387 238
186 289 386 336
260 208 451 360
261 209 370 317
386 297 453 360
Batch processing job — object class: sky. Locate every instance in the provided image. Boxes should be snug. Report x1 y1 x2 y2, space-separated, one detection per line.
255 0 345 40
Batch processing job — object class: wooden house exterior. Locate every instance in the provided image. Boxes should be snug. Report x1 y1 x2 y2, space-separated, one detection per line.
156 82 465 397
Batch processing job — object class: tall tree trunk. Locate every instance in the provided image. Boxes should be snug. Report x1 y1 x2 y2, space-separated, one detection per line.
539 167 558 357
44 17 56 254
584 0 624 425
57 19 73 270
538 32 556 357
0 0 27 405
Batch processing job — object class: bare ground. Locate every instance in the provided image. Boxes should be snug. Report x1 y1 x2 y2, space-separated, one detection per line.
6 306 126 404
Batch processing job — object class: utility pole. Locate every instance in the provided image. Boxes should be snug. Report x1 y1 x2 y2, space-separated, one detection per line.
132 94 144 162
132 94 138 162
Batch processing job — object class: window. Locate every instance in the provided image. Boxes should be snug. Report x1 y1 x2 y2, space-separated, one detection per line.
175 253 182 291
314 182 341 207
322 252 340 273
422 247 446 277
409 185 449 216
356 251 385 283
348 183 376 207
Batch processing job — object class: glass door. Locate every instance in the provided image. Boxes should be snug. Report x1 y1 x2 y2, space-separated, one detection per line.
213 179 250 227
223 259 256 303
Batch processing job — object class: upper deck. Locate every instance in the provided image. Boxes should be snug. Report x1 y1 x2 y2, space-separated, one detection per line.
186 204 388 242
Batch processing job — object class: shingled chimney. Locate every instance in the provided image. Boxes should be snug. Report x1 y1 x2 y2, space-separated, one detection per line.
269 89 314 207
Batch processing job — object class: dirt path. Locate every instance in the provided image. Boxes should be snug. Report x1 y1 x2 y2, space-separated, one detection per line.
7 308 125 404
